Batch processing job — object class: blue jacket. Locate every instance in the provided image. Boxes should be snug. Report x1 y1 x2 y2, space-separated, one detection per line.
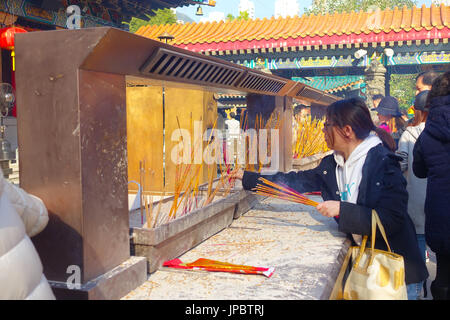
413 95 450 255
243 144 428 284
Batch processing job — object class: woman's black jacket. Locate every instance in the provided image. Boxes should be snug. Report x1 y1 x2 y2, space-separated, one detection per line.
243 144 429 285
413 95 450 255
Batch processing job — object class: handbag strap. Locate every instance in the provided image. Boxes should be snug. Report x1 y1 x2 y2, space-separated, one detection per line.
353 210 392 269
353 235 368 269
371 210 392 253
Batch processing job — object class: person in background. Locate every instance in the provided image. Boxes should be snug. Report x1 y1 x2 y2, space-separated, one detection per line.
0 174 55 300
225 111 241 165
415 71 439 96
225 111 240 136
411 71 439 128
372 94 384 109
216 110 227 172
396 90 429 299
216 110 226 133
372 96 407 147
238 98 428 300
413 72 450 300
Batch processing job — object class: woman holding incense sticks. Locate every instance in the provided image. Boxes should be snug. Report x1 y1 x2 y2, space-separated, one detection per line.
237 97 428 300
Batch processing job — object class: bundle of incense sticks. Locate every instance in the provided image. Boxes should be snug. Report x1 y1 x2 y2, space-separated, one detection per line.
240 111 282 173
293 115 329 159
168 114 240 222
252 177 318 207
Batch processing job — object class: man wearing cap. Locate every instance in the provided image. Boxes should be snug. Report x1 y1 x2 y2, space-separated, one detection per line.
396 90 430 299
371 96 407 147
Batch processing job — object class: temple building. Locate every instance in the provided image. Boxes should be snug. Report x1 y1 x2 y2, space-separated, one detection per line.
136 4 450 104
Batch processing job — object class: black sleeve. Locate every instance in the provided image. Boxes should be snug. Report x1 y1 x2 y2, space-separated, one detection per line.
412 136 428 178
338 202 372 235
338 155 408 239
242 161 324 194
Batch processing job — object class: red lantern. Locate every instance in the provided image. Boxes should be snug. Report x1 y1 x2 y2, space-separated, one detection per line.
0 27 27 72
0 27 27 50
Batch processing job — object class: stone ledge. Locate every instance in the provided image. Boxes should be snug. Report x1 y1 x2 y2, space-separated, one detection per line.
123 196 348 300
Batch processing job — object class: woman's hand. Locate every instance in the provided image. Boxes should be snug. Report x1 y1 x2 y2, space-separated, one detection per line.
234 168 244 180
316 201 340 218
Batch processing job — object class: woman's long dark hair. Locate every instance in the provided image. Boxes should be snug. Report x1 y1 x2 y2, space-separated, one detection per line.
409 109 428 127
325 98 396 152
392 116 407 132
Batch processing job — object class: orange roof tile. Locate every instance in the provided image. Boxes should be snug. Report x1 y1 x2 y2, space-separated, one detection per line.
136 4 450 52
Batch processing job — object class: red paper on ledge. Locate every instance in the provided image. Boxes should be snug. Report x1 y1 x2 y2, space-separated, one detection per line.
163 258 275 278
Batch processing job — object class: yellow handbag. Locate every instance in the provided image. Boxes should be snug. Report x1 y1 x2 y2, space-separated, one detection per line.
330 210 407 300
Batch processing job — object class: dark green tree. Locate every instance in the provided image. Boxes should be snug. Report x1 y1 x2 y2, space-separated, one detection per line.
390 74 416 111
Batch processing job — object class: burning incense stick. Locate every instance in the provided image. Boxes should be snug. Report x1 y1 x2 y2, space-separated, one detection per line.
169 116 218 219
146 195 153 228
252 177 318 207
152 190 165 228
139 160 144 225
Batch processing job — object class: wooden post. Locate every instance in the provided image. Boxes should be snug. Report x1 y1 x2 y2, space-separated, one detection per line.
246 94 293 173
280 96 293 172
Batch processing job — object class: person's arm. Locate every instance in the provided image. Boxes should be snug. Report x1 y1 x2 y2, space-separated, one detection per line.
1 176 49 237
395 130 411 172
412 136 428 178
337 155 408 238
241 158 327 194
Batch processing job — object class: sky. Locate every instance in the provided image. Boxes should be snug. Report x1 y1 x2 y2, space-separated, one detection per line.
176 0 434 23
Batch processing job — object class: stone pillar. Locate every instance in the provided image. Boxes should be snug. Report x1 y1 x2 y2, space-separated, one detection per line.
364 58 386 109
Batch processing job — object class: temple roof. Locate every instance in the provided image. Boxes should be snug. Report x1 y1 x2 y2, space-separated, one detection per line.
136 4 450 53
0 0 215 28
293 76 365 94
